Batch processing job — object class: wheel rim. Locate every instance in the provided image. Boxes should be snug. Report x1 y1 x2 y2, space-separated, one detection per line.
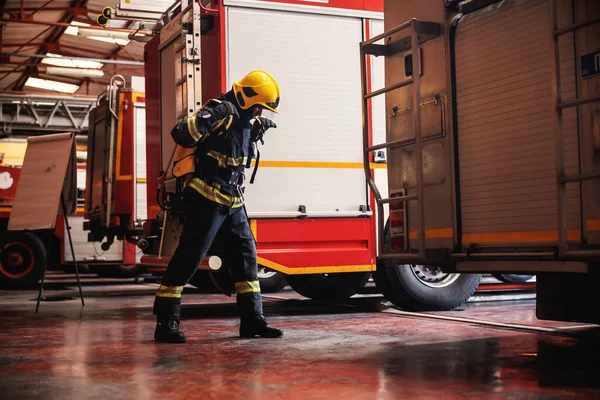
257 266 278 279
0 242 35 279
408 264 460 288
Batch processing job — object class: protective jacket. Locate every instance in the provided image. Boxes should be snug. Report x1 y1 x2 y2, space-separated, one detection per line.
170 92 255 209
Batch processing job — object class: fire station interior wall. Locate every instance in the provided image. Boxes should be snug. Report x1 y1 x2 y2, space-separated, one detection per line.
64 216 123 263
454 0 581 243
0 139 27 167
134 104 147 221
226 6 368 214
383 0 455 249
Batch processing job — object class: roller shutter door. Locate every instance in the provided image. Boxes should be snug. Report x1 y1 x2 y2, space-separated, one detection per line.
64 216 123 262
134 104 147 221
455 0 581 243
226 6 366 215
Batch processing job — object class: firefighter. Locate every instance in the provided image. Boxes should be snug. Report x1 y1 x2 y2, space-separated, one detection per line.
153 70 283 343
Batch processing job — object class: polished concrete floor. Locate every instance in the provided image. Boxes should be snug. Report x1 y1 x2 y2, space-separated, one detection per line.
0 278 599 400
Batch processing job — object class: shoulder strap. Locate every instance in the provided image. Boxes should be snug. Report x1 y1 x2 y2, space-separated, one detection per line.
249 147 260 184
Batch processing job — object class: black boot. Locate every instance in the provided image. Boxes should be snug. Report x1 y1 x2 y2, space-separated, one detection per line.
154 319 187 343
240 315 284 338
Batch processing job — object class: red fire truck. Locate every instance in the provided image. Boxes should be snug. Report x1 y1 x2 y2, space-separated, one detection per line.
81 0 494 308
0 133 143 285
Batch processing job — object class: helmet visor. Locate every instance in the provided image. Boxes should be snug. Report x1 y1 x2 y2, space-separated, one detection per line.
264 96 280 113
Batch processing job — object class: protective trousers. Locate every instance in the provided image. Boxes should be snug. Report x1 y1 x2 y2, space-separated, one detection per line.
153 192 262 320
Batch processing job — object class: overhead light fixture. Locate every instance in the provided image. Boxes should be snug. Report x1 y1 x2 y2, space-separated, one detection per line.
65 21 90 36
45 67 104 78
65 21 130 46
78 27 130 41
41 53 103 69
86 36 130 46
24 77 79 94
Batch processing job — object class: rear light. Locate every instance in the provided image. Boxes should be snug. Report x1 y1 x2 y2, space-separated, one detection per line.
389 190 407 251
390 211 404 232
390 201 402 212
391 235 405 250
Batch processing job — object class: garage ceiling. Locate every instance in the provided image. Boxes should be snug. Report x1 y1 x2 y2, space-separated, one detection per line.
0 0 147 96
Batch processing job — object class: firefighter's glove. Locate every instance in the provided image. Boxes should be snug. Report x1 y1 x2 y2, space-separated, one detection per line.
251 117 277 144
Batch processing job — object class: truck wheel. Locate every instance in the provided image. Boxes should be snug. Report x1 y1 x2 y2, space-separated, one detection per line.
375 220 481 311
286 272 370 301
257 266 287 293
492 273 535 283
0 231 47 286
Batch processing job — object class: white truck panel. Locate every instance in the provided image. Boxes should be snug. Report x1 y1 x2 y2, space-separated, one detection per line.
134 104 147 221
64 216 123 262
227 6 368 214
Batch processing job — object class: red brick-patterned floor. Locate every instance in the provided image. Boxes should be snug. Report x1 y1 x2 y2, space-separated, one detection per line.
0 282 599 400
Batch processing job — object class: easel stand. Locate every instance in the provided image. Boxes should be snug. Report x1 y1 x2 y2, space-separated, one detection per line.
2 132 83 312
35 194 85 313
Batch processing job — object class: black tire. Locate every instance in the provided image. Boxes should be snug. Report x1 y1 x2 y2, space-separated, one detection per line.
257 266 287 293
0 230 47 286
492 273 535 283
375 221 481 311
90 264 144 278
286 272 371 301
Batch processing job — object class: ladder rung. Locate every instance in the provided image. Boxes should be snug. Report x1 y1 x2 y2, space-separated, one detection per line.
554 17 600 37
367 137 415 152
379 195 418 204
366 132 444 153
364 78 413 100
561 172 600 183
557 95 600 109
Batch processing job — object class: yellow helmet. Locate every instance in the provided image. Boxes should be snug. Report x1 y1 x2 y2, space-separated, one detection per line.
232 70 280 113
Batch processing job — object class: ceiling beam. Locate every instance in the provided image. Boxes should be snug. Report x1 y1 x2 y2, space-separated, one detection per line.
1 42 141 62
0 16 152 34
0 62 144 75
0 26 54 88
2 6 102 16
11 0 88 91
0 0 5 61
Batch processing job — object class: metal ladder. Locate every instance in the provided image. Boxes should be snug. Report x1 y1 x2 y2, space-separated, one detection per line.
550 0 600 257
360 19 441 260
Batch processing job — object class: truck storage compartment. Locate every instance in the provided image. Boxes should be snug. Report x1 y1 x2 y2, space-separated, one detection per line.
454 0 582 246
